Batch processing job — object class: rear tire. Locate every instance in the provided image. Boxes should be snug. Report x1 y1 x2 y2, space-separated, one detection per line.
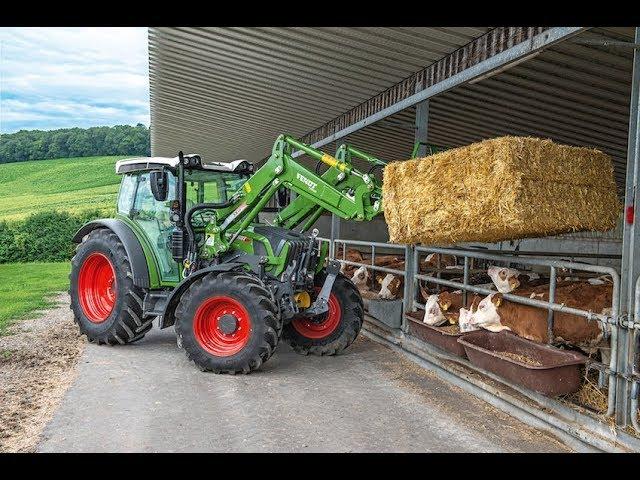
174 272 281 374
69 228 153 345
283 273 364 356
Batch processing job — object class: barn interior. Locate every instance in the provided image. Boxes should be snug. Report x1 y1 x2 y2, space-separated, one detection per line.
147 27 640 447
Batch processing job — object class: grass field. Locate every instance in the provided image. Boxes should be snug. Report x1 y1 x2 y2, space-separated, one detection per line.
0 156 125 222
0 262 71 335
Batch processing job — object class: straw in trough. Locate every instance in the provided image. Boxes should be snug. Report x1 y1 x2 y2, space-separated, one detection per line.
382 136 621 245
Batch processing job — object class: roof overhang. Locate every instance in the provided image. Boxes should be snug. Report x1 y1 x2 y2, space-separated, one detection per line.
149 27 637 190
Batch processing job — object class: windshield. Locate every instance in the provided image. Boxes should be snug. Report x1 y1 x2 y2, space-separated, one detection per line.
184 170 248 205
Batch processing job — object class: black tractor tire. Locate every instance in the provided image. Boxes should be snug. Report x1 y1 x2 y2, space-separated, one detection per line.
283 273 364 356
69 228 153 345
174 271 281 374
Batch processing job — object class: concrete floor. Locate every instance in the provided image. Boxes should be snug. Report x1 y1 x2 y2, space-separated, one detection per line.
39 324 569 452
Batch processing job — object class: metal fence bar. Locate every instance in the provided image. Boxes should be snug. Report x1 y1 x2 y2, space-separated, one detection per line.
632 276 640 432
463 256 470 308
547 266 557 345
334 239 407 250
464 248 622 259
416 246 620 277
337 259 405 276
404 245 416 331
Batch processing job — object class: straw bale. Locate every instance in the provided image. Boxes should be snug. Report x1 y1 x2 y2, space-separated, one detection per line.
382 136 621 245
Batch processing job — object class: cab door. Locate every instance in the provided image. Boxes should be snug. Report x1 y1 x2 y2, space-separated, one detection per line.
117 172 180 284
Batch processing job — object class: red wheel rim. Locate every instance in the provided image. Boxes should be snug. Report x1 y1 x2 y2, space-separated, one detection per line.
78 252 117 323
292 291 342 339
193 296 252 357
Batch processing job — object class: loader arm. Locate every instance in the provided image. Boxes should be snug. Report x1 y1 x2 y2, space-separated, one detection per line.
198 135 384 257
275 143 386 232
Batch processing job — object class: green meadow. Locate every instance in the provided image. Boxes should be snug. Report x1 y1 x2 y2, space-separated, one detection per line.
0 156 125 328
0 155 125 222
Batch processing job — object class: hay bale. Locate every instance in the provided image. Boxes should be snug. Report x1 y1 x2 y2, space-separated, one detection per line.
382 136 621 245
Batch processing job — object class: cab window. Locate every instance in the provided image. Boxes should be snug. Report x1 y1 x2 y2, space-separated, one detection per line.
117 174 137 215
185 171 247 206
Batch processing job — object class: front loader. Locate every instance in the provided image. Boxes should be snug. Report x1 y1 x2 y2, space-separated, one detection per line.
69 134 386 373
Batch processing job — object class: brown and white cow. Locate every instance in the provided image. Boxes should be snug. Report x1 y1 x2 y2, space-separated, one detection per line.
376 259 406 299
468 282 612 350
487 266 545 294
378 274 404 299
420 253 457 272
422 290 482 326
339 248 365 277
351 265 371 288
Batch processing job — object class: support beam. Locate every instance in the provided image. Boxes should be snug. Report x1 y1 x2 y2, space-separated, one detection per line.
414 100 429 157
616 27 640 427
293 27 587 157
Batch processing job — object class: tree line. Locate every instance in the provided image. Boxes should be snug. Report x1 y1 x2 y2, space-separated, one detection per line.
0 124 150 163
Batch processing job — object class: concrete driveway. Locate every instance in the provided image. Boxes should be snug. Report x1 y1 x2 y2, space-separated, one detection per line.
38 317 569 452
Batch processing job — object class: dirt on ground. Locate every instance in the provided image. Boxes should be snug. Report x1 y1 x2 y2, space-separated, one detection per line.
0 293 85 452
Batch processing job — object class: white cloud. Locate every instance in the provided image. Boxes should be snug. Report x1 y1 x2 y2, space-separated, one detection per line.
0 27 149 133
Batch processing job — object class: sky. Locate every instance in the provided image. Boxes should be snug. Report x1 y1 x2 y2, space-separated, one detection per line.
0 27 149 133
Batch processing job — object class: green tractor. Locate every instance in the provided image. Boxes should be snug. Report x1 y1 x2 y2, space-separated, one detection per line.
69 135 385 373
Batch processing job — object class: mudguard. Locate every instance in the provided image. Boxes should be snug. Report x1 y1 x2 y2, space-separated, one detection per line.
72 219 151 289
159 262 246 329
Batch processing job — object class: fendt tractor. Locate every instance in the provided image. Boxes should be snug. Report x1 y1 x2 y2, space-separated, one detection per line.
69 135 387 373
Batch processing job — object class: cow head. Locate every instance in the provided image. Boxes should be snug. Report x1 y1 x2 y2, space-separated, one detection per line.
423 294 447 326
422 253 457 270
487 266 521 293
378 274 402 299
469 293 511 332
351 266 369 287
437 290 459 311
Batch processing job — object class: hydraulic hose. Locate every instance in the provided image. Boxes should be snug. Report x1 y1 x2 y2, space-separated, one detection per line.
185 200 236 256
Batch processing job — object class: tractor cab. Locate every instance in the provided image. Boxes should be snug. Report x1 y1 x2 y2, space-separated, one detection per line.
114 156 254 283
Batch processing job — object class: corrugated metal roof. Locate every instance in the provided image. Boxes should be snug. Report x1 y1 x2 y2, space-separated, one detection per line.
330 27 635 192
148 27 489 161
150 27 636 192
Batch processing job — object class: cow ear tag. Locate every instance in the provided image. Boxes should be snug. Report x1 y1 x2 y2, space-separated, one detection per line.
494 294 503 307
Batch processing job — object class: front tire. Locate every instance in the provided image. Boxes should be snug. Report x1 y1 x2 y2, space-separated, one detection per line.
174 272 281 374
283 273 364 356
69 228 153 345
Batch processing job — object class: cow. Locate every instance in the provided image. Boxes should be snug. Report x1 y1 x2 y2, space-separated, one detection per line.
420 253 457 272
375 259 407 300
423 294 447 326
421 290 482 326
378 273 403 300
339 248 365 277
468 282 612 351
487 266 545 293
353 258 406 297
351 265 370 288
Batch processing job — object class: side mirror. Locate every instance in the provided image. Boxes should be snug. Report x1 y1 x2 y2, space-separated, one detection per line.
150 170 168 201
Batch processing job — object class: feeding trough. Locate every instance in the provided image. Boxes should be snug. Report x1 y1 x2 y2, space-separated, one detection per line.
405 311 468 358
363 295 403 330
458 330 586 397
